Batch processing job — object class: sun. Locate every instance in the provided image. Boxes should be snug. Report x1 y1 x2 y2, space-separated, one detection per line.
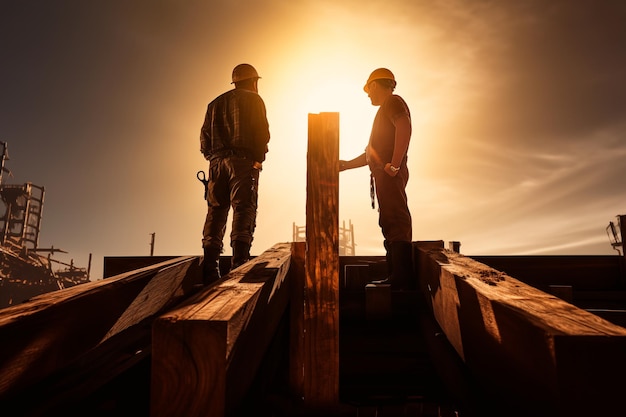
265 63 377 162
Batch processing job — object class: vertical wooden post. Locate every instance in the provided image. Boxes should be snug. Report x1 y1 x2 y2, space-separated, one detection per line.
619 215 626 285
302 112 340 405
617 214 626 258
289 241 305 396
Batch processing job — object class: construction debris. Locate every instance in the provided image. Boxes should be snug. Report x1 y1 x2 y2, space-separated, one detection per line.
0 142 90 308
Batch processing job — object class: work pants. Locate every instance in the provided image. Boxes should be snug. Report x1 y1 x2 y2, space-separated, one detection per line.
372 164 412 244
202 155 259 251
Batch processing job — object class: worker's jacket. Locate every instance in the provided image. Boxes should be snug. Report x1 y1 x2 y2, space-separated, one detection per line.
200 88 270 163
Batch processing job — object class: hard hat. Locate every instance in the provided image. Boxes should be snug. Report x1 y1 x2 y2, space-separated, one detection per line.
364 68 396 92
231 63 260 84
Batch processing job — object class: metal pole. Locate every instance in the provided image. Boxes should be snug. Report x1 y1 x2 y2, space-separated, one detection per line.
150 232 155 256
0 141 7 186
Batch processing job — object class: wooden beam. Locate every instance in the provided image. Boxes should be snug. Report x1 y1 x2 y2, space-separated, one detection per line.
0 256 200 404
301 112 340 405
620 214 626 259
150 242 292 417
103 255 181 277
617 214 626 286
417 244 626 416
289 241 306 396
470 255 622 291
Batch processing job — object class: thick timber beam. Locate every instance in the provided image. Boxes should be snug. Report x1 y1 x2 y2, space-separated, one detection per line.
295 112 340 405
0 256 201 412
417 242 626 417
150 242 292 417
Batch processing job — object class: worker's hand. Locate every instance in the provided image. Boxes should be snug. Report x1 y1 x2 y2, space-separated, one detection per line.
253 161 263 170
384 163 398 177
339 160 347 171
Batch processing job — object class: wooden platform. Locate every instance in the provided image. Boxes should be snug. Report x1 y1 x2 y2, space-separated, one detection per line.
2 242 626 416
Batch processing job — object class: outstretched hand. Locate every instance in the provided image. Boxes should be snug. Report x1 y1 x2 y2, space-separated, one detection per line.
339 153 367 172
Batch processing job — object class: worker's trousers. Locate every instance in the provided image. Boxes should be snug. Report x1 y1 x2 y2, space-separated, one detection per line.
202 155 259 252
372 164 412 243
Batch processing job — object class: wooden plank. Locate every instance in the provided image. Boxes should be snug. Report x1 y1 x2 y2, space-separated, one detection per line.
0 256 200 401
103 255 180 277
618 214 626 285
471 255 623 290
104 255 234 281
150 242 292 417
303 112 339 404
417 245 626 416
289 241 306 396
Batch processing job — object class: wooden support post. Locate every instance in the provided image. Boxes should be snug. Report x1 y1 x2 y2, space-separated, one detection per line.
300 112 340 405
365 283 392 320
617 214 626 259
448 241 461 253
289 242 306 396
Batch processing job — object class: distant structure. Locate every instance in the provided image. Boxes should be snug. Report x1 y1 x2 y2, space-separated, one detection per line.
0 142 90 308
293 219 356 256
607 214 626 256
149 232 156 256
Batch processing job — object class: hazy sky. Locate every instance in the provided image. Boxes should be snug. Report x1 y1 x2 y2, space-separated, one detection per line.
2 0 626 279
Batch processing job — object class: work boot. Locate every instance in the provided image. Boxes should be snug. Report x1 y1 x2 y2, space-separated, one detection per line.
370 241 414 289
202 247 222 286
390 241 414 290
384 239 393 275
370 240 393 285
231 241 251 270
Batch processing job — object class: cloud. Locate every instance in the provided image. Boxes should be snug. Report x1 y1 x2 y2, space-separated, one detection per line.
448 0 626 143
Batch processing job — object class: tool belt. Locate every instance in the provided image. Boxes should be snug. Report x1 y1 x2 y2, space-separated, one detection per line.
208 148 251 161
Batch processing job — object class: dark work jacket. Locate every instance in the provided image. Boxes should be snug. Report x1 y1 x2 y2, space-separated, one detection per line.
200 88 270 162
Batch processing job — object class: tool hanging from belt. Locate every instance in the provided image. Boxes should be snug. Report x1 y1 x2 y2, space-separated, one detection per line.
197 170 209 200
370 173 376 209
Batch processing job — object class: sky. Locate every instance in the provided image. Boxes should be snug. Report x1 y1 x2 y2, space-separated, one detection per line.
1 0 626 280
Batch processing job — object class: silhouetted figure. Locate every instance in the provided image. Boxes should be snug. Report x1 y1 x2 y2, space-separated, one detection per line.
199 63 270 285
339 68 413 289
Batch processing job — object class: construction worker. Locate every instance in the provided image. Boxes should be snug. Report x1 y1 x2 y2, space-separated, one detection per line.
339 68 413 289
199 63 270 285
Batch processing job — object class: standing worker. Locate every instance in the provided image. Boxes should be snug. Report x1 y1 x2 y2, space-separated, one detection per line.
339 68 413 289
199 63 270 285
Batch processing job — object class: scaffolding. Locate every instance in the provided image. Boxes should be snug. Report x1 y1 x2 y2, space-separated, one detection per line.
607 214 625 256
0 183 45 250
292 219 356 256
0 142 90 308
0 142 45 250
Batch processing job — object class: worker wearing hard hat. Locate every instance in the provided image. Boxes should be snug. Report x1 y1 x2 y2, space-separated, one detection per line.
339 68 413 289
199 63 270 285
